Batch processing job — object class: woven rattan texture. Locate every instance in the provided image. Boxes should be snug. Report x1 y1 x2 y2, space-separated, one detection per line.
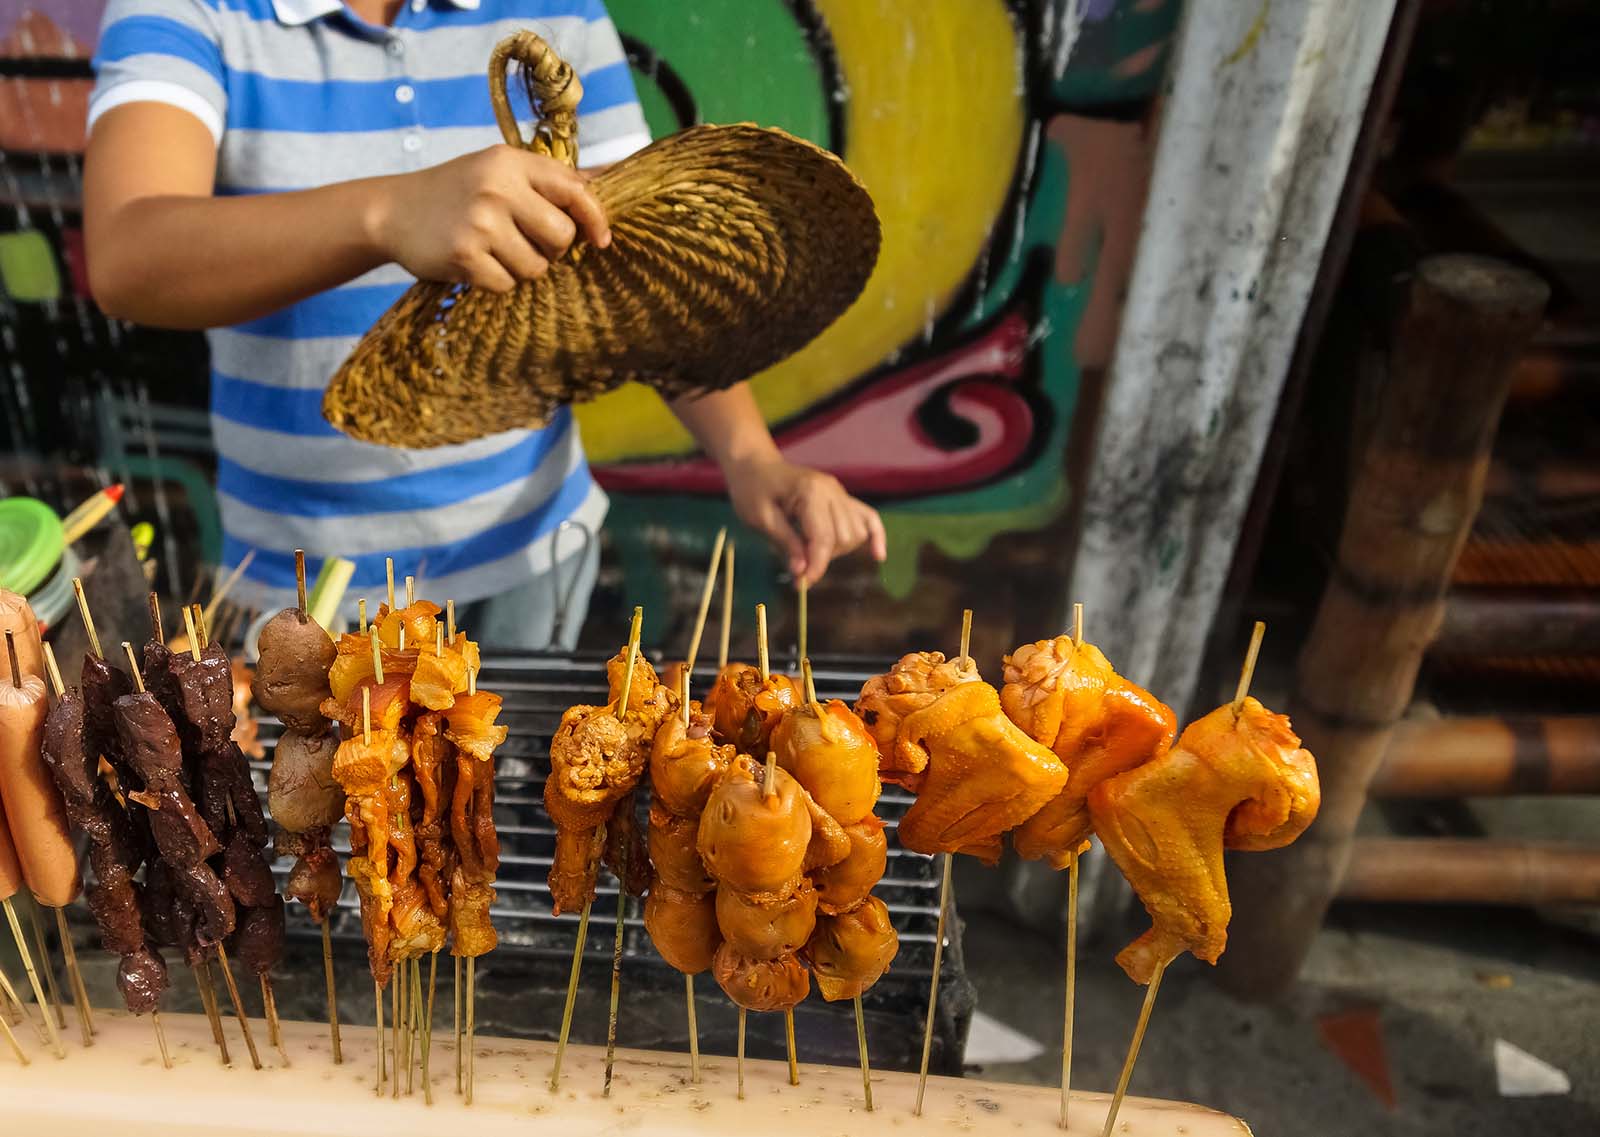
323 32 880 448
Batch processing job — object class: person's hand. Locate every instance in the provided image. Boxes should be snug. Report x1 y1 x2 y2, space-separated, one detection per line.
724 455 887 585
367 145 609 292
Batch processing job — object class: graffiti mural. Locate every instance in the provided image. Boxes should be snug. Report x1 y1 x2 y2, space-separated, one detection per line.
0 0 1179 657
594 0 1179 657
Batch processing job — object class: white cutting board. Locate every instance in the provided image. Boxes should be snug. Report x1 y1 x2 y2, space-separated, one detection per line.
0 1011 1251 1136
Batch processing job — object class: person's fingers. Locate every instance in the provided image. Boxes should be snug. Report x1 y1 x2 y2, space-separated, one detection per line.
829 497 867 556
861 501 888 563
506 187 578 262
488 216 551 281
525 156 611 248
757 502 808 579
464 251 516 293
795 492 836 586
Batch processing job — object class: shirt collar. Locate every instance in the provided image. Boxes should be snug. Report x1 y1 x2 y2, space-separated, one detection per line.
270 0 480 27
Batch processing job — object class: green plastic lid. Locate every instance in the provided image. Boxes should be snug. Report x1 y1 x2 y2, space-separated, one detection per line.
0 497 65 595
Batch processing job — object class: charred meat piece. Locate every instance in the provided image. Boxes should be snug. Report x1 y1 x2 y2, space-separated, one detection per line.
165 643 236 758
172 860 236 944
234 897 286 977
83 653 134 773
116 946 169 1015
223 829 278 908
284 830 344 923
114 692 221 869
255 608 336 732
86 869 146 957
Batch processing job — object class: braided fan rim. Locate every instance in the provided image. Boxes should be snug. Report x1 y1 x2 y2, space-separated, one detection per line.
323 122 882 448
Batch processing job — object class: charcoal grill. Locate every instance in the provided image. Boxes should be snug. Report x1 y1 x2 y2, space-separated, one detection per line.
253 651 975 1075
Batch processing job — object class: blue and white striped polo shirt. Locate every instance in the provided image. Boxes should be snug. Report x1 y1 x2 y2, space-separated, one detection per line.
89 0 651 609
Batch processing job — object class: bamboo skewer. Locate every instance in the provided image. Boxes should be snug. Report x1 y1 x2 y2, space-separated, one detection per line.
796 579 807 673
0 959 42 1049
915 853 953 1116
392 958 402 1099
756 603 770 682
784 1008 799 1087
196 963 230 1066
55 908 94 1045
26 901 63 1032
386 558 396 611
423 950 438 1105
71 579 102 660
0 991 26 1065
454 955 462 1095
5 897 63 1058
375 977 385 1095
914 609 972 1115
199 548 256 630
605 608 643 1094
1059 601 1085 1131
262 974 288 1064
465 958 477 1105
553 608 642 1092
214 941 262 1070
151 1010 172 1069
736 1008 747 1101
1098 624 1267 1137
323 920 342 1064
854 995 874 1111
684 973 701 1084
718 542 735 672
684 527 726 678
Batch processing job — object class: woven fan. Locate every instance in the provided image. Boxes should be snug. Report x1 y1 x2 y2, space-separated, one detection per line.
322 31 881 449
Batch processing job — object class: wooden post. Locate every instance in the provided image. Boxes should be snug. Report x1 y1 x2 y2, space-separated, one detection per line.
1218 254 1549 998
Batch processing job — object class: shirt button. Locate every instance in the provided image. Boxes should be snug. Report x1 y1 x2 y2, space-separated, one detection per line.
395 84 415 104
402 133 423 153
386 37 404 57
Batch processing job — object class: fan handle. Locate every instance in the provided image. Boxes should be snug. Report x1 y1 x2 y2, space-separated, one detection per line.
487 31 583 168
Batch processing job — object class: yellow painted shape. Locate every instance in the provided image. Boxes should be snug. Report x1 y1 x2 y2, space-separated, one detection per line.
576 0 1026 465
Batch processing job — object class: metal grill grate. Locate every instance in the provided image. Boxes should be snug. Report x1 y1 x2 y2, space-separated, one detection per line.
253 650 973 1073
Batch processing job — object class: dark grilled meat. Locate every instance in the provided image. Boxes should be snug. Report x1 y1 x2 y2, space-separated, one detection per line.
234 897 286 977
255 609 336 733
116 946 169 1015
284 834 344 923
114 692 220 869
223 829 277 908
602 790 652 897
166 644 235 757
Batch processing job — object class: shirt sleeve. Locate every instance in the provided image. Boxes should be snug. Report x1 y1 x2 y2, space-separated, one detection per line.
574 0 652 168
88 0 227 145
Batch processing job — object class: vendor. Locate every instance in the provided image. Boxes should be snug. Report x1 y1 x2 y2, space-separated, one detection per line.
82 0 885 647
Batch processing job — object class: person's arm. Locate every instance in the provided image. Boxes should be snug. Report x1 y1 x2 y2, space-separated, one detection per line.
670 385 887 585
83 103 610 330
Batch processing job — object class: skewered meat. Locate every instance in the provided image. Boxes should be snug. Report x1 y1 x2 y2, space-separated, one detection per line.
143 860 204 967
199 743 269 847
715 878 818 961
801 788 851 872
643 885 719 974
697 757 811 901
223 828 278 908
647 802 715 893
268 728 343 833
705 663 799 753
331 721 409 798
648 708 734 818
329 638 420 706
853 651 979 767
387 770 445 958
867 677 1067 864
0 663 81 906
771 698 881 826
804 896 899 1002
448 865 497 958
281 829 344 922
411 645 467 712
255 608 336 731
1002 635 1175 869
348 851 394 986
42 681 174 1008
811 817 889 916
543 660 656 915
411 713 454 919
449 735 499 883
164 643 235 758
116 945 169 1014
711 943 810 1012
607 651 677 734
603 790 651 897
83 654 134 778
235 896 286 977
115 693 221 870
1088 697 1321 984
